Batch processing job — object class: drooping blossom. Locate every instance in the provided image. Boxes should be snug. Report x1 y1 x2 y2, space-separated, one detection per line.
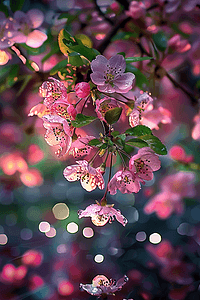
78 201 128 226
75 82 91 98
63 160 104 191
42 115 72 157
95 97 119 123
144 171 196 219
13 9 47 48
129 93 171 130
126 1 146 19
80 274 128 296
169 145 193 163
129 147 161 181
192 111 200 140
108 169 142 195
90 54 135 93
70 135 95 158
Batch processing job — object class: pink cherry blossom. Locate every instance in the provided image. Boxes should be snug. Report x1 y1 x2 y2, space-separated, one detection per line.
70 135 95 158
42 115 72 157
63 160 104 191
80 275 128 296
126 1 146 19
75 82 91 98
95 97 119 123
90 54 135 93
108 169 142 195
129 147 161 181
78 202 128 226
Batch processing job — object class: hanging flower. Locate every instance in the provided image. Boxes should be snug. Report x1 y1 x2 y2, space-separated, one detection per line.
42 115 72 157
129 147 161 181
78 201 128 226
70 136 95 158
63 160 104 191
108 169 142 195
90 54 135 93
80 275 128 296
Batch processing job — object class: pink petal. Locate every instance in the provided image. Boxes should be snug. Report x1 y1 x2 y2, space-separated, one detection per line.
90 72 106 85
108 54 126 74
27 9 44 28
26 30 47 48
113 72 135 92
91 55 108 73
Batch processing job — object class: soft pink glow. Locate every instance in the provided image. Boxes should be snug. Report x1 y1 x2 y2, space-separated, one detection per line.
58 280 74 295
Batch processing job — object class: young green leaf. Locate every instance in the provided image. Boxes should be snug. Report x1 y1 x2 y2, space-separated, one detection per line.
10 0 24 12
71 114 96 128
152 31 168 52
125 63 149 89
88 139 103 147
68 52 84 67
125 125 152 136
105 107 122 125
141 135 167 155
50 59 68 75
126 138 148 148
125 56 153 63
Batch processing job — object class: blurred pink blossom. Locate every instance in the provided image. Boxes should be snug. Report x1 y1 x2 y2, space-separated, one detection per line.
75 82 91 98
169 145 193 163
126 1 146 19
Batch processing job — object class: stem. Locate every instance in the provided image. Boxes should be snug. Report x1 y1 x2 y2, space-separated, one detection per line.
88 149 100 165
100 153 113 203
117 150 127 170
80 96 90 114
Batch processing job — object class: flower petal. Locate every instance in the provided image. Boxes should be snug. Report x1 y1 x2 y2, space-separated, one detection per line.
90 72 106 85
108 54 126 74
91 55 108 73
113 72 135 92
26 30 47 48
27 9 44 28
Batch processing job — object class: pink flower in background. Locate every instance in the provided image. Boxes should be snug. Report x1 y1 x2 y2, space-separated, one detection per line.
169 145 193 163
90 54 135 93
75 82 91 98
95 97 119 123
80 275 128 296
144 191 184 219
129 147 161 181
20 168 43 187
27 144 44 165
78 202 128 226
63 160 104 191
0 13 20 49
108 169 142 195
70 135 95 158
168 34 191 53
13 9 47 48
42 115 72 157
22 250 43 267
144 171 196 219
192 111 200 140
0 264 27 284
126 1 146 19
146 241 194 285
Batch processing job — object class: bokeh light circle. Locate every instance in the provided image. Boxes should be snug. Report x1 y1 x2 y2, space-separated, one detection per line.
0 234 8 245
83 227 94 238
149 233 162 244
94 254 104 263
39 221 50 233
66 222 78 234
52 203 69 220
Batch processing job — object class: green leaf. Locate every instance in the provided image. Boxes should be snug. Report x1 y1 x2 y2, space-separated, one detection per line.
112 131 120 137
105 107 122 125
71 114 96 128
126 63 149 90
117 52 126 58
125 56 153 63
153 31 168 52
7 65 19 86
16 75 32 96
125 125 152 136
20 43 46 55
0 65 14 82
68 52 84 67
141 135 167 155
88 139 103 147
126 138 148 148
10 0 24 12
50 59 68 75
0 3 9 16
62 30 98 61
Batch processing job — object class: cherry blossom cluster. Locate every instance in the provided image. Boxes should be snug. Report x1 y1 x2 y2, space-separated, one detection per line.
29 54 165 228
